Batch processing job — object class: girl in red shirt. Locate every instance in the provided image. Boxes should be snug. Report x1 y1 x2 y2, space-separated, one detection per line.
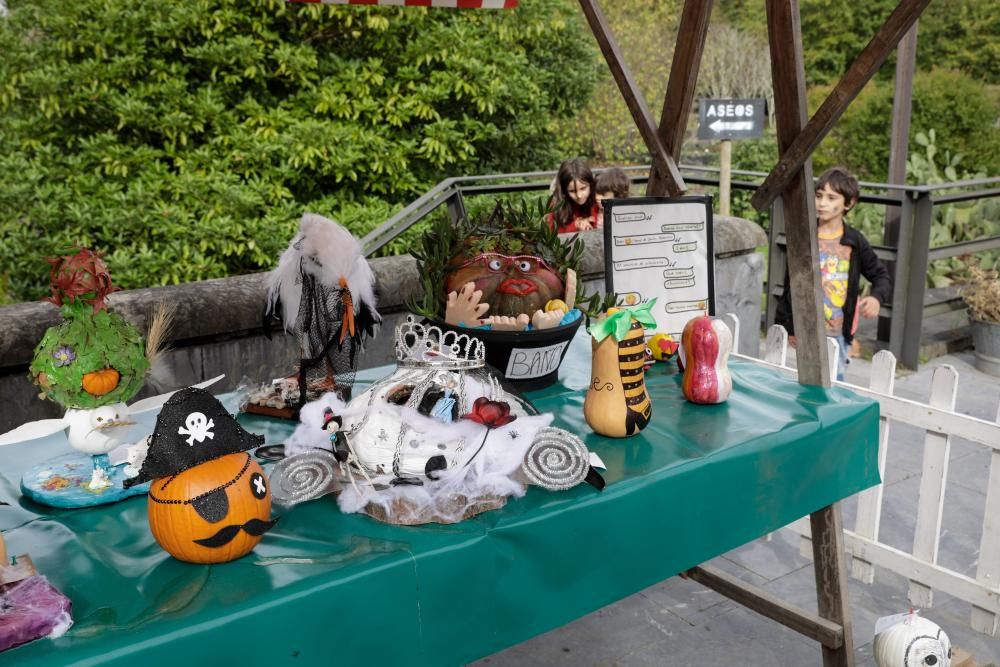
547 158 600 234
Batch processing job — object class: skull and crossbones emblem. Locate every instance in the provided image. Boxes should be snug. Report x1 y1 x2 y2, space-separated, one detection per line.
178 412 215 446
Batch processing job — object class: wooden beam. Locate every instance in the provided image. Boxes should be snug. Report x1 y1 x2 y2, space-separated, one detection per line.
878 21 919 344
883 21 918 249
687 564 845 649
766 0 829 387
752 0 932 211
811 504 856 667
646 0 713 196
577 0 686 197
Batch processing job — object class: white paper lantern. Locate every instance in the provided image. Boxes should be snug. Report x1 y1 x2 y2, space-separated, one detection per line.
874 615 952 667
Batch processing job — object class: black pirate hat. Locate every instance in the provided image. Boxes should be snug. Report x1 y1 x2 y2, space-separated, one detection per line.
124 387 265 487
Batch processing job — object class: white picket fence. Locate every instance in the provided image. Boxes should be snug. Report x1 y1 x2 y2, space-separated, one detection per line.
722 315 1000 638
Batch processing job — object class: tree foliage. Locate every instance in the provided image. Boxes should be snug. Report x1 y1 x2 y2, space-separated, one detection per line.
721 0 999 85
809 68 1000 181
0 0 596 302
551 1 683 162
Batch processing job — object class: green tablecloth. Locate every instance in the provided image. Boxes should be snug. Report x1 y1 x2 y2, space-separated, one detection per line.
0 336 880 666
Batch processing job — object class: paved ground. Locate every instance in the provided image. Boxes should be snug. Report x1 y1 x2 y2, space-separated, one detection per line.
472 344 1000 666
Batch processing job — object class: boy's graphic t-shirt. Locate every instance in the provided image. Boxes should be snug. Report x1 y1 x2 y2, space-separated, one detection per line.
819 235 852 334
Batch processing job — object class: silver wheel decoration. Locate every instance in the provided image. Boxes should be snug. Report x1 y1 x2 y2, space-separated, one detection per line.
522 427 590 491
271 450 340 505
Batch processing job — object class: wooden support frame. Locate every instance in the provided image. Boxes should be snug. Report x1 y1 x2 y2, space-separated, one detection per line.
646 0 713 196
751 0 931 211
687 561 844 649
578 0 686 197
573 0 930 658
688 504 855 666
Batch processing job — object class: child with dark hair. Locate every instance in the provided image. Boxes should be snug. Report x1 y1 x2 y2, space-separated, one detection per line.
547 158 600 233
596 168 631 201
595 167 631 220
775 166 891 381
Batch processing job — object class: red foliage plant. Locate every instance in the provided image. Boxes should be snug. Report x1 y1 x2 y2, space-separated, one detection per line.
44 248 119 312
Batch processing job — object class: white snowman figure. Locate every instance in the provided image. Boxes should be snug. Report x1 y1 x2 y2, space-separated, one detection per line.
62 403 134 488
874 614 952 667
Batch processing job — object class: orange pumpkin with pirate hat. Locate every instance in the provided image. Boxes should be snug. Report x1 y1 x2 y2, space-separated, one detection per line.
125 387 275 563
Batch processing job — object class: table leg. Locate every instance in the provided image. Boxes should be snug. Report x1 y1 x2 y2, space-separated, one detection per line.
810 502 855 667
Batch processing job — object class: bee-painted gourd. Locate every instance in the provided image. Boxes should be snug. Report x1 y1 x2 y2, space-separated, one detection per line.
679 316 733 404
584 300 657 438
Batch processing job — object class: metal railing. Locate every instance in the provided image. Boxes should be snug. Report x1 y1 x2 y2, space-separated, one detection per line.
362 166 1000 370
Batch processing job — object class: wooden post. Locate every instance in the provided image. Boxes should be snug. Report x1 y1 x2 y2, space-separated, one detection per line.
810 504 856 667
719 139 732 216
765 0 829 388
879 22 918 343
883 22 918 254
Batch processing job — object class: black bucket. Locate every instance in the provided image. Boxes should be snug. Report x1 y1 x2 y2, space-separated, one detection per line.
430 316 584 391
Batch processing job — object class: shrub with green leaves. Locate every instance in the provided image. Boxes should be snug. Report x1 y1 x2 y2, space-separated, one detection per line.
0 0 596 303
809 69 1000 181
721 0 999 86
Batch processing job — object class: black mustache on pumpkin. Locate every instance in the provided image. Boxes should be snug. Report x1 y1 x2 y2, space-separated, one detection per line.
192 518 278 548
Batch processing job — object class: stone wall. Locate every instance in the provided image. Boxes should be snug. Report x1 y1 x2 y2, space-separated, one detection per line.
0 217 765 432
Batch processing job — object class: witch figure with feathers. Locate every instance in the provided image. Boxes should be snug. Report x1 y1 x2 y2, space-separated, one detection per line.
261 214 381 416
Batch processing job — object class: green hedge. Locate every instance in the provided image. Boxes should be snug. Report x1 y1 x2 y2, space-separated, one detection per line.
0 0 596 303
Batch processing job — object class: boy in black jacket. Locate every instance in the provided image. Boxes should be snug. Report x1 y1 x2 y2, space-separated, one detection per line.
775 167 891 380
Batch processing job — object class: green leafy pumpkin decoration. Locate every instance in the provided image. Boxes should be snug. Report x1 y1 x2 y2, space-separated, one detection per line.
29 249 148 409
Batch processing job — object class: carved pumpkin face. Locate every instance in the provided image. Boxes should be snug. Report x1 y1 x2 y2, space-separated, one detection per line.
147 452 273 564
445 252 564 318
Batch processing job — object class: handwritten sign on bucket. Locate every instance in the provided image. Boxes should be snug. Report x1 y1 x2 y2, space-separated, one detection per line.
504 341 571 380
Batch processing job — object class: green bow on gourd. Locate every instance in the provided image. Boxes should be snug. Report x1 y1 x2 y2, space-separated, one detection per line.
588 298 659 342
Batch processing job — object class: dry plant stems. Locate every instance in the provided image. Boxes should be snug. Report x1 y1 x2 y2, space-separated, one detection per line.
145 302 176 369
961 267 1000 322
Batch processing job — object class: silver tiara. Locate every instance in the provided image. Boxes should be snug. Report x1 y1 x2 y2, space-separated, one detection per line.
395 316 485 370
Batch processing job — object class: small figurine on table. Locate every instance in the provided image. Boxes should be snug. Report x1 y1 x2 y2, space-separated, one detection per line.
321 407 351 463
258 214 381 418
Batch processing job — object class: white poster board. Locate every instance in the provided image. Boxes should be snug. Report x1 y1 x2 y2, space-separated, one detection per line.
603 196 715 339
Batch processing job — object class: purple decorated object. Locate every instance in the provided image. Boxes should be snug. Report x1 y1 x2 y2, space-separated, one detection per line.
52 346 76 367
0 575 73 653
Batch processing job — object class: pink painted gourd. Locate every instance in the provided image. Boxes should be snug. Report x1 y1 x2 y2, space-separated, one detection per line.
679 316 733 404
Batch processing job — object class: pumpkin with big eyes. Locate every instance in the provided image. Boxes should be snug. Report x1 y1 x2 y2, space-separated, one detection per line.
147 452 274 564
444 252 564 319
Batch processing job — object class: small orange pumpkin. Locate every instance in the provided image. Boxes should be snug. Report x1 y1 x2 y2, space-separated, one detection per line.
0 531 6 565
147 452 272 564
82 367 120 396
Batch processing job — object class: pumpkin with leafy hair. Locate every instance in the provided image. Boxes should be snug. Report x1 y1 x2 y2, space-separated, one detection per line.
411 201 611 326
